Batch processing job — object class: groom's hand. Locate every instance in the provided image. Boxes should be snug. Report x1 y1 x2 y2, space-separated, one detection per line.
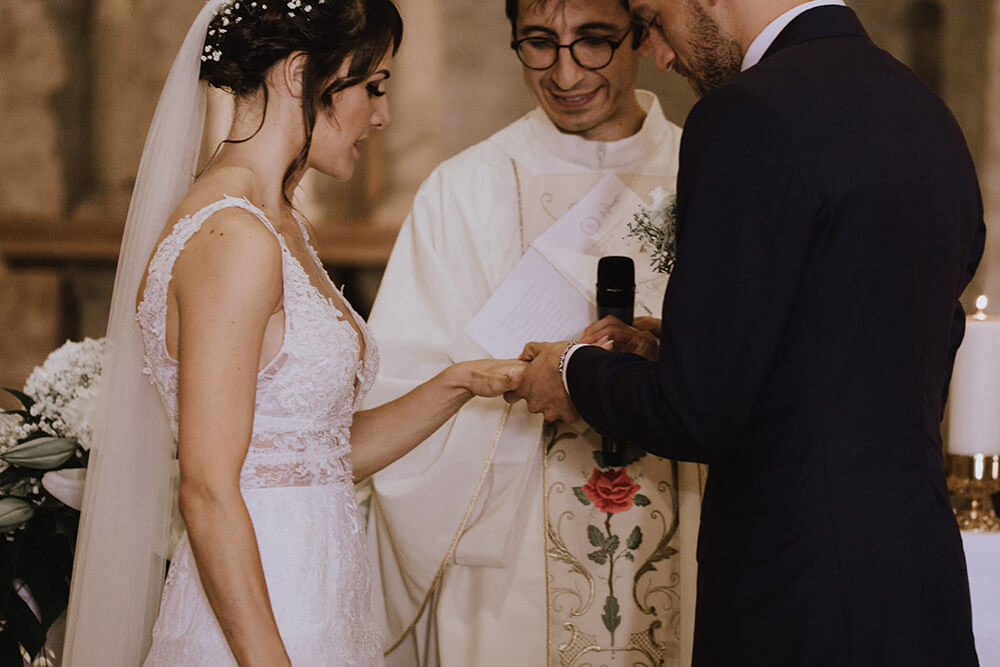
503 341 579 423
580 315 659 360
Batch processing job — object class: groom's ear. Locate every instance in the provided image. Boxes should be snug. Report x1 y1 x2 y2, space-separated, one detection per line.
282 51 308 99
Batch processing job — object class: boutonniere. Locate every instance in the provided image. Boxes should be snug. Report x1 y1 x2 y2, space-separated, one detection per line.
627 186 678 274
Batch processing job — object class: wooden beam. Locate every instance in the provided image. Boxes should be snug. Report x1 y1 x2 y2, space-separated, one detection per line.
0 217 401 267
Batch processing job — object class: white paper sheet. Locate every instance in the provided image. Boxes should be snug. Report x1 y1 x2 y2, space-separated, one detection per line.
532 174 648 302
464 248 594 359
464 174 663 359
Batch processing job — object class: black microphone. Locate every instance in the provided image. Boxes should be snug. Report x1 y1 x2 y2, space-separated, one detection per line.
596 256 635 325
595 256 634 468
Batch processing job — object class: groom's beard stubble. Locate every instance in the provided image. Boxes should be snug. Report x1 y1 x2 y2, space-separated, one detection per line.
682 0 743 97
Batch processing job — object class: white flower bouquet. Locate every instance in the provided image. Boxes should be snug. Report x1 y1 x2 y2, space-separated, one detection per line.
21 336 104 451
0 337 104 661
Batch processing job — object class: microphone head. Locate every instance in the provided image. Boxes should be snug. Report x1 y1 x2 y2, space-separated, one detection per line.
597 256 635 289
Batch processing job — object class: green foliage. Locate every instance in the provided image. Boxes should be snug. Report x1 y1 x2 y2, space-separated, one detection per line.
3 389 35 412
6 593 46 658
0 497 35 532
592 443 646 469
626 525 643 550
0 389 82 660
2 437 77 470
572 486 592 506
602 594 622 636
587 527 620 565
587 548 608 565
626 193 679 274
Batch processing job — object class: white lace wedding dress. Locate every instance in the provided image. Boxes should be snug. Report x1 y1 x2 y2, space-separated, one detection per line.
136 197 384 666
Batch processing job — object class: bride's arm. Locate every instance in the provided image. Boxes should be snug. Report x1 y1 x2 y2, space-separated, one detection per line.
171 210 291 667
349 359 524 480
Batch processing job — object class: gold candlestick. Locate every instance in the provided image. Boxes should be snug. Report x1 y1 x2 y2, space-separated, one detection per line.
945 453 1000 531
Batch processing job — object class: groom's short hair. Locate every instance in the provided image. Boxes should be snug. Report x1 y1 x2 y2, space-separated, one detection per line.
505 0 632 29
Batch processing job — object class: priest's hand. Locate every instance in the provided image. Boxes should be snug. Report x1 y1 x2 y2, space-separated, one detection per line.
580 315 660 361
503 341 579 423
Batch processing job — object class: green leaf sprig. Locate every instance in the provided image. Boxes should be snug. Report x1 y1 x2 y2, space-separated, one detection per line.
627 186 678 274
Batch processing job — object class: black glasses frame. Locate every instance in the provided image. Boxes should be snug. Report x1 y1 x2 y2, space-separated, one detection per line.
510 27 640 71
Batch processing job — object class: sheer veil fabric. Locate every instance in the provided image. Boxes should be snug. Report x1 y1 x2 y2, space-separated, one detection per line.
62 2 228 664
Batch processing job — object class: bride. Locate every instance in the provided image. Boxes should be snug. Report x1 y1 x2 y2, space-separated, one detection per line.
61 1 523 665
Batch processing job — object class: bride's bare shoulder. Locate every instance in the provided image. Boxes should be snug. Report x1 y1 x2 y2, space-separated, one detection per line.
169 202 283 316
173 202 281 274
137 170 281 307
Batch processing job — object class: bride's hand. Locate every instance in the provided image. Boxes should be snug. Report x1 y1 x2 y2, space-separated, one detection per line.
450 359 526 398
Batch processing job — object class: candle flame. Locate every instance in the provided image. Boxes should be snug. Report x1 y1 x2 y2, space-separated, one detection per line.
976 295 988 312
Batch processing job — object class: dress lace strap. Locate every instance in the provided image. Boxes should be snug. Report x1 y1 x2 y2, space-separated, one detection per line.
136 196 290 416
140 195 286 316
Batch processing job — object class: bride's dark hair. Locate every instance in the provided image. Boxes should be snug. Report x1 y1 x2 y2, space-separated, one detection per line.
199 0 403 192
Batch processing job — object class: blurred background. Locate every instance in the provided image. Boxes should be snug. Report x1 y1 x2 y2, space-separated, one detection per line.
1 0 998 401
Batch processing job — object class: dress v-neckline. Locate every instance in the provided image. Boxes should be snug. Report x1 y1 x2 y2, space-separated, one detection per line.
269 203 369 365
282 248 368 362
216 195 369 363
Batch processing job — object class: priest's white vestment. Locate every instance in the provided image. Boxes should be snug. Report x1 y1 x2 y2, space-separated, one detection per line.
364 91 702 667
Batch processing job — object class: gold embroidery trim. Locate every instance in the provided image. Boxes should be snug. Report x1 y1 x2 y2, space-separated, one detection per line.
543 425 551 664
383 403 512 657
512 158 526 254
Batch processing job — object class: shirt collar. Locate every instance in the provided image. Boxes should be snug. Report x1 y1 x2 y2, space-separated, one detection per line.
526 90 668 170
741 0 847 71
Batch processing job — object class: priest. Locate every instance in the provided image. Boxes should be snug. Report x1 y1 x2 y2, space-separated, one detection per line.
363 1 701 665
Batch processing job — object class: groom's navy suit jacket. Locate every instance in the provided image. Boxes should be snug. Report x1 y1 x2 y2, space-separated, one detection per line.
567 7 984 665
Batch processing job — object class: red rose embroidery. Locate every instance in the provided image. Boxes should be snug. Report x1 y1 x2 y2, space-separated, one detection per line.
582 468 641 513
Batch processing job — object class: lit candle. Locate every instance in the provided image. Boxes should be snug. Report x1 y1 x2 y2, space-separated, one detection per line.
948 296 1000 455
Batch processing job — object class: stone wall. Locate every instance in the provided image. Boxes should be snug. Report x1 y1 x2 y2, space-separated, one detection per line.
1 0 999 401
0 0 70 404
977 0 1000 302
0 1 66 218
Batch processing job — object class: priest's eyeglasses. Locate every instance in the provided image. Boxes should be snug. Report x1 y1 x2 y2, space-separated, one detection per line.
511 29 634 71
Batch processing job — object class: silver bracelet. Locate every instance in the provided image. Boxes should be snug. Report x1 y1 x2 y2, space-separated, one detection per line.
556 340 577 377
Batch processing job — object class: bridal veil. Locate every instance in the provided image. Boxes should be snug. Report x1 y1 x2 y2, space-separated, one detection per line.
62 1 227 663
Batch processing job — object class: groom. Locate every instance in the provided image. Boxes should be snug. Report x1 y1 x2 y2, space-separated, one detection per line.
508 0 985 664
364 1 705 664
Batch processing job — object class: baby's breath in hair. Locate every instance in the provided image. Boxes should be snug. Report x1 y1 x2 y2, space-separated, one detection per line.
201 0 331 62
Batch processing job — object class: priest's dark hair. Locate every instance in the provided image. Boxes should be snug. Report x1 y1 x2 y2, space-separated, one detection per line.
505 0 631 29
